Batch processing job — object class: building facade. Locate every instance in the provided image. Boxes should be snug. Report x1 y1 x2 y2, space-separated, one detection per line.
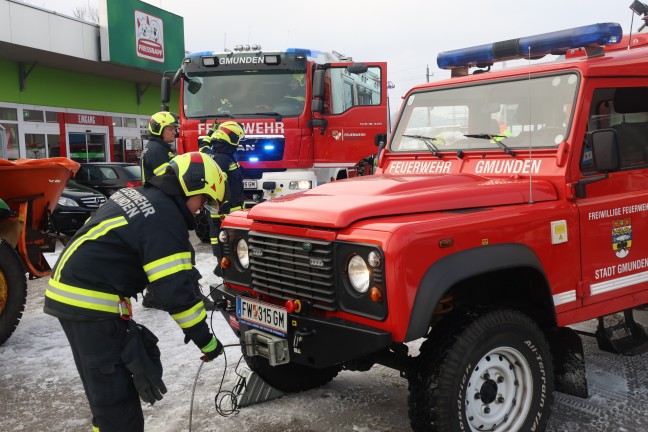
0 0 183 163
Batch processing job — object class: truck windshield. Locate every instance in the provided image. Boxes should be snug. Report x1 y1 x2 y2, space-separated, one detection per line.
391 73 579 152
183 71 306 118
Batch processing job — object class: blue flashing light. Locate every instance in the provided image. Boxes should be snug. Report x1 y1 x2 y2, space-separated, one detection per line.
185 51 214 59
249 156 259 162
437 23 623 70
286 48 313 57
263 144 275 151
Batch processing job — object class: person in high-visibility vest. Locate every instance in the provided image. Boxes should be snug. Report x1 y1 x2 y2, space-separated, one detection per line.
141 111 213 310
140 111 178 184
200 121 245 274
44 152 226 432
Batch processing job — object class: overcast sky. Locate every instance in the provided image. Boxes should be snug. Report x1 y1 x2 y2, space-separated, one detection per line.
23 0 645 107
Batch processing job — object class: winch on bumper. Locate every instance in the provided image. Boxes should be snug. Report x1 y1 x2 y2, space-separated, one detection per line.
214 285 393 368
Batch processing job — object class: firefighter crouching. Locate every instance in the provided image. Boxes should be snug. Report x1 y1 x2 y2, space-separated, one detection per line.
200 121 245 273
44 152 226 432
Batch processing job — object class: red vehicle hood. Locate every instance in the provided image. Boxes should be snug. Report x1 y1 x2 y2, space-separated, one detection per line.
247 174 558 229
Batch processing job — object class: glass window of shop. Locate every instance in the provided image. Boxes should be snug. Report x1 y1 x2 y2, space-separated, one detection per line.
45 111 58 123
23 109 45 122
124 117 137 128
0 108 19 160
25 133 46 158
48 134 60 157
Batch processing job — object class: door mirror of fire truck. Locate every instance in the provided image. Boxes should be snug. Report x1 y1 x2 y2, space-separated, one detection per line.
591 129 620 172
312 69 326 114
346 63 369 74
160 76 171 111
575 129 619 198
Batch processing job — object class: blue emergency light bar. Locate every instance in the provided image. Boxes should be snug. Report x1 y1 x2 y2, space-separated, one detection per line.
437 22 623 70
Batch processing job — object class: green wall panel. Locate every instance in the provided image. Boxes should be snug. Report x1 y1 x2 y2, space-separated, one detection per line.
0 60 179 116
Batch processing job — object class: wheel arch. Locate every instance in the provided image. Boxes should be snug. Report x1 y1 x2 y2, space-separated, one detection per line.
405 243 556 341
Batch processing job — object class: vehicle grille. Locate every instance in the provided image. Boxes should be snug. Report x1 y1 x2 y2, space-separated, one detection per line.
248 232 336 311
79 195 106 209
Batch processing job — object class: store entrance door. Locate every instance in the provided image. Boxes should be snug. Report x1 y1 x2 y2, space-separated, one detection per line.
68 132 107 162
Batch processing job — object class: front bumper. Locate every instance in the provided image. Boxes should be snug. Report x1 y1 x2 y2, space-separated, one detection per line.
214 284 393 369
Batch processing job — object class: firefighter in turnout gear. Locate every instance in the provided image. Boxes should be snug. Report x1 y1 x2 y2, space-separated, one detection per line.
200 121 245 272
141 111 213 310
44 152 226 432
141 111 178 184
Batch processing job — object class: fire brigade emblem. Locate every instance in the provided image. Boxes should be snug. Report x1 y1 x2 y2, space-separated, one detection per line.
331 130 342 141
612 217 632 258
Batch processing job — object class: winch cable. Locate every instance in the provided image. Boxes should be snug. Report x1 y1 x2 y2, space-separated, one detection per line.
188 291 247 431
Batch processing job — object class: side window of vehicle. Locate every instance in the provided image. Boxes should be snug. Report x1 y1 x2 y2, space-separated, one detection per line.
99 167 118 180
76 167 89 182
88 167 102 181
325 67 382 115
583 87 648 174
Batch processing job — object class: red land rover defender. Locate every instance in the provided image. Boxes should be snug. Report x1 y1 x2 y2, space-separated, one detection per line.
214 22 648 431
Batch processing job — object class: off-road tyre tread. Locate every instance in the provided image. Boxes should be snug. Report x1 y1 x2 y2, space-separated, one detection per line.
0 240 27 346
408 308 554 432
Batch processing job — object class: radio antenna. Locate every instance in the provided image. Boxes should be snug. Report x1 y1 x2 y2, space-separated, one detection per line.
527 46 534 205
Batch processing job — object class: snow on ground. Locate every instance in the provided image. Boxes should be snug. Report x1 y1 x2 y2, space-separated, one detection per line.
2 233 648 431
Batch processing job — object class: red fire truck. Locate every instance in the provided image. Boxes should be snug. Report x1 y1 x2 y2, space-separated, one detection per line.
161 46 388 201
213 22 648 431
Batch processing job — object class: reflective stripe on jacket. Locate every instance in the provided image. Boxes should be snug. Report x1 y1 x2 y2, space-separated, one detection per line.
44 185 213 349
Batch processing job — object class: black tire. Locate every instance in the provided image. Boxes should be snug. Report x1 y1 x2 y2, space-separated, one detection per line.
408 309 554 432
244 353 341 393
0 240 28 346
194 209 210 243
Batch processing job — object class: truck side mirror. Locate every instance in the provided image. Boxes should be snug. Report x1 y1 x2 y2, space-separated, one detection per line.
311 70 325 114
575 129 619 198
187 76 203 95
347 63 369 74
375 133 387 147
591 129 620 171
160 76 171 111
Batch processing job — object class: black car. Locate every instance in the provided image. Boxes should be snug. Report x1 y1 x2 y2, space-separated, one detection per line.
51 180 107 235
75 162 142 197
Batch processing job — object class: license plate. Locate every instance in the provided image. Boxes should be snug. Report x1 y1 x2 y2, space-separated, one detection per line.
243 179 257 189
236 297 287 336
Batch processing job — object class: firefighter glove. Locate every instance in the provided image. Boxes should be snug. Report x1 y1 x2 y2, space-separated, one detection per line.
200 336 223 362
121 321 167 405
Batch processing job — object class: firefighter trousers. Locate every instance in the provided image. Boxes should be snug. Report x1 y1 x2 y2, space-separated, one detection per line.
59 318 144 432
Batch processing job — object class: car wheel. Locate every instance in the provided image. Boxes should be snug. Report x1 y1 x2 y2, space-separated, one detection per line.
0 239 28 346
408 308 554 432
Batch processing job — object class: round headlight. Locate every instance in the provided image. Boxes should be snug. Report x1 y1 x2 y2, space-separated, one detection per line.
236 238 249 269
348 254 370 293
218 230 229 243
367 251 381 267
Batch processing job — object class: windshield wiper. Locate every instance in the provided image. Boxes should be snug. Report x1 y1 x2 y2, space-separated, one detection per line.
201 113 235 119
463 133 515 156
251 112 284 121
402 134 443 159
